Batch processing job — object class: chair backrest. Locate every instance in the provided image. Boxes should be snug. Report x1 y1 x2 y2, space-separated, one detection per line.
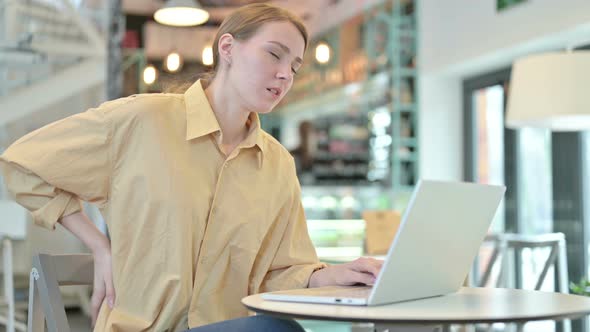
476 233 571 332
27 253 93 332
478 232 569 292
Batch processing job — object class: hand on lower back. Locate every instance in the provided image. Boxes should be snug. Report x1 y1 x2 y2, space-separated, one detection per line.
91 245 115 327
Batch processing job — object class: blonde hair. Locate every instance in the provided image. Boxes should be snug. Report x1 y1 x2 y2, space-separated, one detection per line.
210 3 308 74
166 3 308 93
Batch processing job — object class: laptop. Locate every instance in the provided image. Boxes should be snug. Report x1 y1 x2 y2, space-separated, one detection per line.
261 180 506 306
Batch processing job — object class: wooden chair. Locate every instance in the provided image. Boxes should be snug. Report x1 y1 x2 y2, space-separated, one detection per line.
27 253 93 332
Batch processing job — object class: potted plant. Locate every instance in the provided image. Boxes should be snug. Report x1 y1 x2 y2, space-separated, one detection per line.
570 278 590 296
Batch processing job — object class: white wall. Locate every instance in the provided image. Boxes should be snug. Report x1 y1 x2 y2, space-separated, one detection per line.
418 75 463 180
3 85 105 147
420 0 590 75
417 0 590 181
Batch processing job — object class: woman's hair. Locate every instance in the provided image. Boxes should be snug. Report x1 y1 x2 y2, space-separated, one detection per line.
165 3 308 93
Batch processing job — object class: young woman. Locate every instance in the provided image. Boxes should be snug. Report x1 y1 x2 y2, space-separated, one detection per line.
0 4 382 331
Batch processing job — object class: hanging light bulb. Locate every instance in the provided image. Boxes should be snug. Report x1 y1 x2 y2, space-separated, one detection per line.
165 51 183 72
202 45 213 66
315 42 331 64
154 0 209 27
143 64 157 85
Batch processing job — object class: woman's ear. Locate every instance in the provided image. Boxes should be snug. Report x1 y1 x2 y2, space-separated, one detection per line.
218 33 234 66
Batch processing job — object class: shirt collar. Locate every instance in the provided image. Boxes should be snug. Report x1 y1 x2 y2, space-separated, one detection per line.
184 80 265 160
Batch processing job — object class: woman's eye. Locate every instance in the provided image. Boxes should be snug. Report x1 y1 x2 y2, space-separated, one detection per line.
269 52 280 60
291 68 298 75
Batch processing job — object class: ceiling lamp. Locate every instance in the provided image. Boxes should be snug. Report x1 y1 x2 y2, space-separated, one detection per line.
315 42 331 64
165 51 183 72
202 45 213 66
143 65 158 85
154 0 210 27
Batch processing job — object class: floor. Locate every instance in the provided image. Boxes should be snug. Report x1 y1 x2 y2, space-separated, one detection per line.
0 315 564 332
0 309 92 332
0 311 354 332
65 309 93 332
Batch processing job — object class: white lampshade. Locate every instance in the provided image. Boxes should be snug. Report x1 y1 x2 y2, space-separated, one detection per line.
154 0 209 27
506 51 590 131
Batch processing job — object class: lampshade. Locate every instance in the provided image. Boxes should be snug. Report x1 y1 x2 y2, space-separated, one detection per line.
506 51 590 131
154 0 209 27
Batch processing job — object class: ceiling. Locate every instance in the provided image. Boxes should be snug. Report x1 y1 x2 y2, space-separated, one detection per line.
123 0 384 60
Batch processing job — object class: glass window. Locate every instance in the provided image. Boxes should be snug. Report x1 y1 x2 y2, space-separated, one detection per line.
467 80 556 332
585 132 590 279
518 128 554 295
473 84 506 233
518 128 553 235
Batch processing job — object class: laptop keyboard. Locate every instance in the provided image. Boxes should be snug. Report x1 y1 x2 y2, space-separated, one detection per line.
302 286 372 299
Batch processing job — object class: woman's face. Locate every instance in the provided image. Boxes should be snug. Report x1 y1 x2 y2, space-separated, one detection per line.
226 21 305 114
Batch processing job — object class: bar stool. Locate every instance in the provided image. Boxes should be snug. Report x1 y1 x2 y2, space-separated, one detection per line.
478 233 571 332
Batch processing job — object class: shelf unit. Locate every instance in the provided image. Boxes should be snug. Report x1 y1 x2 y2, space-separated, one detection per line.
263 0 418 215
364 0 418 209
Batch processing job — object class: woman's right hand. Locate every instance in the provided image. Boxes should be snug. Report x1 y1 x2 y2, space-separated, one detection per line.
59 211 116 328
91 243 116 327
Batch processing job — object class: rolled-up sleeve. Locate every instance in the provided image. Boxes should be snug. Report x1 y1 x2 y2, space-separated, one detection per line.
258 173 326 292
0 104 114 230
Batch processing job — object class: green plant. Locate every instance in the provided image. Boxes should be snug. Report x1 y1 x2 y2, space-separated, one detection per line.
570 278 590 296
497 0 527 11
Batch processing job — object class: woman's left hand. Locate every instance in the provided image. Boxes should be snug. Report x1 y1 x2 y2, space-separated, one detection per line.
308 257 384 288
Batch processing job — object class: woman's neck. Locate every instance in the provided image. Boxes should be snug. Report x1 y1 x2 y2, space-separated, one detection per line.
204 75 251 149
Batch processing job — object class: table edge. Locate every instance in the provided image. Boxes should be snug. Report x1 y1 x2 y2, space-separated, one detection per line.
242 302 590 324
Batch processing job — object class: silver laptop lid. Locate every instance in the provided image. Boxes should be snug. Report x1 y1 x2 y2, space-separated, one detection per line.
368 180 505 305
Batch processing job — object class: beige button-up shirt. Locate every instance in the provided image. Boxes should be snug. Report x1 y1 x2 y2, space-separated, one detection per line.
0 80 324 331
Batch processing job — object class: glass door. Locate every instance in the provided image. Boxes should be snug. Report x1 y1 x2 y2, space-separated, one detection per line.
472 84 506 233
464 69 556 332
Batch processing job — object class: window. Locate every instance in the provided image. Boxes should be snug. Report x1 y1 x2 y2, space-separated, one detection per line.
471 84 506 235
464 69 557 331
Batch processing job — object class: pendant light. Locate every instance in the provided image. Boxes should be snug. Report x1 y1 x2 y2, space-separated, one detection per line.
154 0 209 27
143 64 158 85
315 42 331 64
202 45 213 66
165 51 183 72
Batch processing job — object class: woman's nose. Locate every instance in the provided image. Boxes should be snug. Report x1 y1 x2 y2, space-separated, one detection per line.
276 66 292 80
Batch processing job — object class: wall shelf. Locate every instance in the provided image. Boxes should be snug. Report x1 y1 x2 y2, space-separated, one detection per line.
264 0 418 215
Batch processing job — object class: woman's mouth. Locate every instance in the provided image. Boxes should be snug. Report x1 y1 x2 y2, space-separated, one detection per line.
266 87 281 98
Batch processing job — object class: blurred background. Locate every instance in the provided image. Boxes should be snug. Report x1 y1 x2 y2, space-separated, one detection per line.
1 0 590 331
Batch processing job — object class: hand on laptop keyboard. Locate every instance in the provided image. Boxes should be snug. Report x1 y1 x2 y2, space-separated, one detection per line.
308 257 383 288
